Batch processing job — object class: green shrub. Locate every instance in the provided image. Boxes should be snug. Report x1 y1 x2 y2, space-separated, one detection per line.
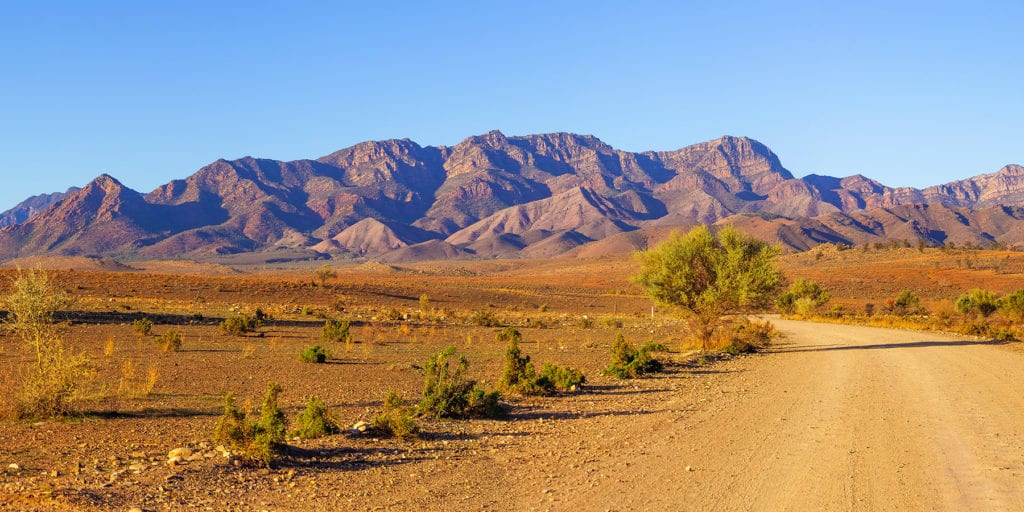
298 345 329 363
417 346 503 419
955 289 1000 318
603 334 664 379
133 317 153 336
157 329 182 352
776 278 830 315
889 291 924 315
469 310 499 327
371 390 420 439
538 362 585 391
1000 289 1024 322
220 314 262 336
466 387 504 418
291 396 339 439
497 328 585 395
214 382 287 467
321 319 351 343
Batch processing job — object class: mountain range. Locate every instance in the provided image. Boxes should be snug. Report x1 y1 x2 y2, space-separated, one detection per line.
2 131 1023 264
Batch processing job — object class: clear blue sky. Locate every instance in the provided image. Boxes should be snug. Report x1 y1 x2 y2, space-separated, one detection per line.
2 1 1022 211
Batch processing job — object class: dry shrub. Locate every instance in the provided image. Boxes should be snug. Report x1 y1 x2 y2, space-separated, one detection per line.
241 342 258 358
118 360 159 399
103 337 116 358
4 267 90 419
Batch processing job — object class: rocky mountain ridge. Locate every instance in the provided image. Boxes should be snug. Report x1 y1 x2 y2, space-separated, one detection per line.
2 131 1022 263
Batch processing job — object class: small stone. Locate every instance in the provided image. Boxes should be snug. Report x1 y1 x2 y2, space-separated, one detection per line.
129 508 143 512
6 464 19 472
685 465 694 472
128 463 146 473
168 448 192 459
353 421 370 433
167 456 184 466
130 451 146 459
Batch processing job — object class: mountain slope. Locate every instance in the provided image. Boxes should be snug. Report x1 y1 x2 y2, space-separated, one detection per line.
0 187 80 228
3 131 1024 263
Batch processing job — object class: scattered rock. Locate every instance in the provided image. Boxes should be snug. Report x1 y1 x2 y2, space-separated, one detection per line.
353 421 370 433
6 463 19 472
167 448 193 459
686 465 694 472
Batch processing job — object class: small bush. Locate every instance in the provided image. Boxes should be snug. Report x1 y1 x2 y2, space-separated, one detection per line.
157 329 182 352
723 318 777 353
5 267 89 419
889 291 925 316
469 310 499 327
214 382 288 467
955 289 1000 318
578 316 595 329
418 346 502 419
321 319 351 343
298 345 329 363
372 390 420 439
1000 289 1024 322
291 396 340 439
133 317 153 336
777 279 830 315
603 334 664 379
498 328 584 395
466 387 505 418
538 362 585 391
220 314 262 336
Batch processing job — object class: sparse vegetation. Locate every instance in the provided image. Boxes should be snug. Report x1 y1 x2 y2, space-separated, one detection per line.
133 317 153 336
298 344 329 363
777 278 831 316
418 346 502 419
291 396 340 439
955 289 1000 318
4 267 89 419
498 327 584 395
469 309 500 327
372 390 420 438
314 264 338 287
214 382 287 467
321 318 352 343
634 225 784 351
220 314 262 336
157 329 182 352
602 334 666 379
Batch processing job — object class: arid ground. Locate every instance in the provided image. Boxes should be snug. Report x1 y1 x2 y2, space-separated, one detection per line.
2 249 1024 511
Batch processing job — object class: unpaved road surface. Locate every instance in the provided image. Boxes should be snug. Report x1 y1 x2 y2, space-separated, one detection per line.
4 319 1024 511
545 319 1024 511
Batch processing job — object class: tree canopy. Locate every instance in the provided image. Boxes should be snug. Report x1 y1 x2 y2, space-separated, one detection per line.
634 225 784 350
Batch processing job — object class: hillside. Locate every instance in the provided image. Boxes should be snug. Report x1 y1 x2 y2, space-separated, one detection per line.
1 131 1023 263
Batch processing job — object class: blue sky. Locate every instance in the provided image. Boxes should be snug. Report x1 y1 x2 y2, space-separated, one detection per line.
2 1 1022 211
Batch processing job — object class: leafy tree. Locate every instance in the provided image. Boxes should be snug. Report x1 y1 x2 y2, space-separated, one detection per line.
634 225 784 351
776 278 831 316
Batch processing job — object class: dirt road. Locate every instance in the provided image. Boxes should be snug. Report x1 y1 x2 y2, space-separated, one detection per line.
6 318 1024 511
528 319 1024 511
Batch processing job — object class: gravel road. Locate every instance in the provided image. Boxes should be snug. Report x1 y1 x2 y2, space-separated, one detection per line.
543 319 1024 511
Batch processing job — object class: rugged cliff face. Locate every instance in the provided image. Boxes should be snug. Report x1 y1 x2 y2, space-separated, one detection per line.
2 131 1023 263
